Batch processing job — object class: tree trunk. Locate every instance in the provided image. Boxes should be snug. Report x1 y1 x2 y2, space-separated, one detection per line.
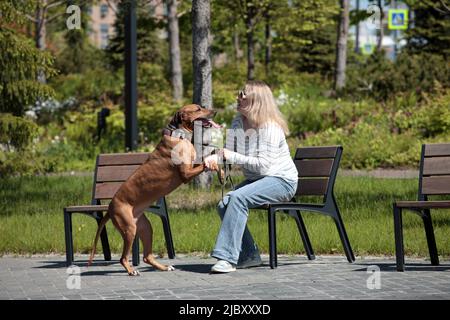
192 0 212 189
245 5 256 80
377 0 384 52
35 0 47 84
264 10 272 77
233 29 243 60
192 0 212 107
167 0 183 102
334 0 349 91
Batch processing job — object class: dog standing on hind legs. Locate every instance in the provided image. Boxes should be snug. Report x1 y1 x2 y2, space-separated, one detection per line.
88 104 223 276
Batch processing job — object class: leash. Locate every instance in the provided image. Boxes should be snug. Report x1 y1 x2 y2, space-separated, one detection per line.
217 155 235 200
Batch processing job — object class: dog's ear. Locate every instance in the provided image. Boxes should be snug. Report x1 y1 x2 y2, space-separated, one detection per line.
169 112 183 128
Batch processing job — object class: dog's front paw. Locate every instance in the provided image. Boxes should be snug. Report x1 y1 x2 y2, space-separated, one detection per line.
129 270 141 276
167 265 175 271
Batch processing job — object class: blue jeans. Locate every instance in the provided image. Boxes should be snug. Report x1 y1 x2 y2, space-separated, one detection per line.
211 176 297 265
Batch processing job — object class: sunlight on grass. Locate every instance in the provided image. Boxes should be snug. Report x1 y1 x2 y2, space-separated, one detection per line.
0 175 449 258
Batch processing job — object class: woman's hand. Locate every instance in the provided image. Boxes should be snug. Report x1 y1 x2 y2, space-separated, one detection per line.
204 154 219 171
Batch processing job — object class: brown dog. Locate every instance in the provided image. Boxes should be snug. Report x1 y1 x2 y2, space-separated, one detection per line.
88 104 222 276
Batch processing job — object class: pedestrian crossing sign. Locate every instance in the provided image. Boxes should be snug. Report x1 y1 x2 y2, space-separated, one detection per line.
388 9 408 30
361 43 375 55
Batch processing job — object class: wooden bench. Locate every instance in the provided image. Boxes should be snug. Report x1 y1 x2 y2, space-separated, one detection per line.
393 143 450 271
63 152 175 267
257 145 355 269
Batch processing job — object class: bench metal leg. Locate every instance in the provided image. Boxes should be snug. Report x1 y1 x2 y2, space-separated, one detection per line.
64 210 74 267
160 215 176 259
332 203 355 263
268 207 277 269
132 238 140 266
289 210 315 260
159 197 175 259
422 209 439 266
393 204 405 271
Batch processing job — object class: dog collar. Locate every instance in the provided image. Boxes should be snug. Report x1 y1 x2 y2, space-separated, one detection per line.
162 126 193 142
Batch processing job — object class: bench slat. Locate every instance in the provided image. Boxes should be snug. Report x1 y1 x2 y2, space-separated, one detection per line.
295 159 334 177
97 153 149 166
396 201 450 209
297 178 329 196
96 165 140 182
95 182 123 200
423 157 450 176
295 146 339 159
424 143 450 157
65 205 110 212
422 176 450 195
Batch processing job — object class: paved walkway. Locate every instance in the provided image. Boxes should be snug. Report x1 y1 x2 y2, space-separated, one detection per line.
1 254 449 300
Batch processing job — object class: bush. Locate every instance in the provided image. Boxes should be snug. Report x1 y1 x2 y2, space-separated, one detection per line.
300 122 421 169
346 51 450 101
50 68 123 106
0 113 37 151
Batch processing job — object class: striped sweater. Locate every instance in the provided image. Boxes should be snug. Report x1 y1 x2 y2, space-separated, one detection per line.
225 114 298 183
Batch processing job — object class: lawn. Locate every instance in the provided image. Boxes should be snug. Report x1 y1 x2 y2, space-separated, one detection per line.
1 174 449 259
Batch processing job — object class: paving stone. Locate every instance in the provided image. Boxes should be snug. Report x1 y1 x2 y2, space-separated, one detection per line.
1 254 450 300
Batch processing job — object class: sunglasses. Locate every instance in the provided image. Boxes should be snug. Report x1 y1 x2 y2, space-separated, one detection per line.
238 90 247 99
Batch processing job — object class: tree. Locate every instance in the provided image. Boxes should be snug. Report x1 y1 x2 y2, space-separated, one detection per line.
272 0 339 77
263 4 271 76
404 0 450 59
334 0 349 91
106 0 166 71
166 0 184 102
192 0 212 188
376 0 385 52
24 0 81 83
192 0 212 107
0 1 56 116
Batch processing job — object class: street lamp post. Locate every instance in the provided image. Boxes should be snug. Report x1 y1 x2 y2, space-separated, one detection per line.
124 0 138 152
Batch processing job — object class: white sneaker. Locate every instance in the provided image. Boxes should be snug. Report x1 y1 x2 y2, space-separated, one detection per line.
211 260 236 273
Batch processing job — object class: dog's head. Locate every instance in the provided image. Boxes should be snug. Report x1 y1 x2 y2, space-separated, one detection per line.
169 104 221 132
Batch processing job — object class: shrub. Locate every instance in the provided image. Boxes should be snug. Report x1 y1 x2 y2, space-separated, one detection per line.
346 51 450 101
301 122 421 169
0 114 38 151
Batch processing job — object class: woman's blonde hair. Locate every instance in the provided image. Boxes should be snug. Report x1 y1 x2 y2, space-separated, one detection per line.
240 80 290 135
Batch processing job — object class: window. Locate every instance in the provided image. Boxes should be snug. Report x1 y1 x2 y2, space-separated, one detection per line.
100 24 109 49
100 4 108 18
100 24 109 34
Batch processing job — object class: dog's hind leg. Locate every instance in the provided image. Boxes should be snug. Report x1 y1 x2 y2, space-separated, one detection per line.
110 204 140 276
119 224 140 276
137 214 175 271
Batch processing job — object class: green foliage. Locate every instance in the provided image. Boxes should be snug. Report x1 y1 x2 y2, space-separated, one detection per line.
272 0 338 77
55 3 103 75
291 88 450 169
138 63 172 103
404 0 450 59
0 20 56 116
0 114 38 150
106 0 167 71
301 122 421 169
346 51 450 101
50 68 123 104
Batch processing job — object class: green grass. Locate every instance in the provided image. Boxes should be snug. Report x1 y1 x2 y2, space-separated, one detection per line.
1 174 449 258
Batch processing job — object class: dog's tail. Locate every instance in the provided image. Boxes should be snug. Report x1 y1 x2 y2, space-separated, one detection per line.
88 211 110 267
